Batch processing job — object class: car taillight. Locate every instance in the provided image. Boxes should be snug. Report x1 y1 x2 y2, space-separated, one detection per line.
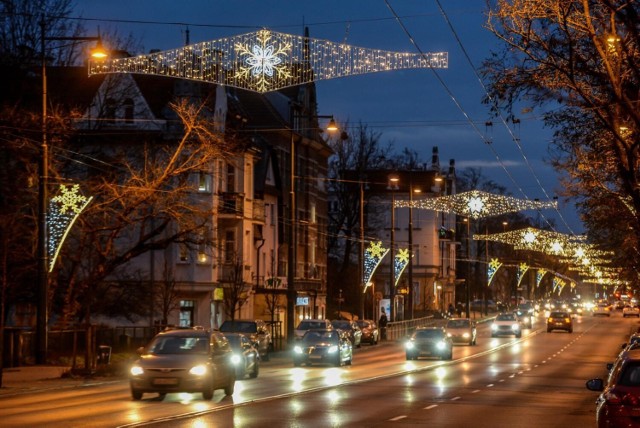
564 318 571 323
604 391 622 405
547 318 553 323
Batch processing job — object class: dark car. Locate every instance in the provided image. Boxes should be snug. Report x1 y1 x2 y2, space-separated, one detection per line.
445 318 477 345
355 319 379 345
515 302 535 328
587 348 640 427
546 311 573 333
129 328 236 400
223 333 260 379
293 329 353 367
405 327 453 360
331 320 363 348
219 319 272 361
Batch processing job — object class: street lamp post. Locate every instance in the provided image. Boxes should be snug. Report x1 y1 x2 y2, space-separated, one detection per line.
407 185 420 320
36 18 106 365
388 174 399 322
286 114 336 346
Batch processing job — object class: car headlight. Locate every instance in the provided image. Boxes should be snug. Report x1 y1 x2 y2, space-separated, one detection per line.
511 324 520 331
405 341 415 350
189 365 207 376
328 345 339 353
436 341 446 350
447 333 452 337
294 345 303 354
462 332 470 338
231 354 242 365
491 324 498 331
130 365 144 376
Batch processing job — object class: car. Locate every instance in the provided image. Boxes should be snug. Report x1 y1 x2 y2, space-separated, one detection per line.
546 311 573 333
614 300 626 310
444 318 477 345
355 319 379 345
515 303 535 328
294 319 333 340
129 328 236 400
593 302 612 317
623 305 640 318
293 329 352 367
331 319 363 348
405 326 453 360
491 312 522 338
218 319 272 361
586 348 640 427
223 333 260 379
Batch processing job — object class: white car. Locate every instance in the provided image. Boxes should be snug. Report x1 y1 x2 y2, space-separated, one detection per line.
491 312 522 338
623 306 640 318
593 303 611 317
294 319 333 340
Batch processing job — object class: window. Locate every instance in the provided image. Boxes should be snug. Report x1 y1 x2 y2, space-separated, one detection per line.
224 229 236 263
197 229 209 263
178 244 189 263
226 163 235 193
198 171 211 192
310 202 316 224
179 300 195 327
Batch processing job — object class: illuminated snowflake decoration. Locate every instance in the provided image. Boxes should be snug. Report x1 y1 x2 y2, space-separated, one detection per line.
467 197 484 216
523 230 537 245
235 29 292 92
367 241 386 259
517 263 529 287
48 184 93 272
394 248 411 286
536 269 547 288
487 258 503 286
51 184 87 214
363 241 389 292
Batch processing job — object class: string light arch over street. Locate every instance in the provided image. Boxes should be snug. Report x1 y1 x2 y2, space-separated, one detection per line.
88 29 448 93
395 190 557 219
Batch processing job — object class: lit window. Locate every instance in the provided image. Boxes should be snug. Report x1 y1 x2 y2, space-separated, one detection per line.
178 244 189 263
198 172 211 192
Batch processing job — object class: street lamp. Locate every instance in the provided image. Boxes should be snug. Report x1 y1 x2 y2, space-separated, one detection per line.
407 185 421 320
286 114 337 346
387 174 399 322
36 18 106 364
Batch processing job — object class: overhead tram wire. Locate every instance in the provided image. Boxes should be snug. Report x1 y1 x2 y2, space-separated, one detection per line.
434 0 576 235
385 0 574 235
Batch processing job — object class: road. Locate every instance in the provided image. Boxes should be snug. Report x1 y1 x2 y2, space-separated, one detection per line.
0 312 636 427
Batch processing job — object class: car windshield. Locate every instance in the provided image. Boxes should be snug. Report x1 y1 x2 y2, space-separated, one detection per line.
355 320 370 328
224 335 244 349
302 331 339 344
148 336 209 355
297 321 327 330
496 314 516 321
219 321 257 334
414 329 443 339
550 312 568 318
446 320 470 328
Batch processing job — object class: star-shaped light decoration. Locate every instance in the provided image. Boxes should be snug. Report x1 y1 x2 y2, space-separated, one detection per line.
473 227 582 257
48 184 93 272
363 241 389 292
394 248 411 286
536 269 547 288
487 258 503 286
235 29 292 92
396 190 557 219
517 262 530 287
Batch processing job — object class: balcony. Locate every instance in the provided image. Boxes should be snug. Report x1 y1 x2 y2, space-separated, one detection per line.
219 192 244 216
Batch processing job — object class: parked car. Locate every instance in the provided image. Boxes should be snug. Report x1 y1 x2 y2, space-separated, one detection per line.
218 319 272 361
491 312 522 338
593 302 612 317
586 348 640 427
293 329 352 367
623 305 640 318
294 319 333 340
546 311 573 333
129 328 236 400
223 333 260 379
405 326 453 360
444 318 477 345
331 319 363 348
355 319 379 345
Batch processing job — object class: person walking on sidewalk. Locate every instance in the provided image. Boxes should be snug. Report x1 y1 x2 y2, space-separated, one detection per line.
379 310 388 341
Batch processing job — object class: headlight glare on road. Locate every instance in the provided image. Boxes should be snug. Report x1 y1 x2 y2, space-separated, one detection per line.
328 345 339 353
231 354 242 365
189 365 207 376
294 345 303 354
130 365 144 376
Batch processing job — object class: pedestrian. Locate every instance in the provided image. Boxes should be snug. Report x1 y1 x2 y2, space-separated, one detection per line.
379 310 388 341
447 303 455 317
456 302 463 318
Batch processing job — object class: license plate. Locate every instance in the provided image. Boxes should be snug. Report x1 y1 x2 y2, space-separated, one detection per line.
153 378 178 385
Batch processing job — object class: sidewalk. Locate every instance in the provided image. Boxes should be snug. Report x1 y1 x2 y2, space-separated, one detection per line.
0 366 112 396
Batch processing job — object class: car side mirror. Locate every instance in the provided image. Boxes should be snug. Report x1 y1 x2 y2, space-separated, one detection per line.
586 379 604 391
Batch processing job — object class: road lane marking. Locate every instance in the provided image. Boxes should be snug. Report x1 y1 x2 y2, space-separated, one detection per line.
487 384 494 387
389 415 407 421
472 390 480 393
451 396 461 401
424 404 438 410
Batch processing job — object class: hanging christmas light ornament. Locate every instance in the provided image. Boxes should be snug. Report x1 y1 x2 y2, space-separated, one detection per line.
363 241 389 292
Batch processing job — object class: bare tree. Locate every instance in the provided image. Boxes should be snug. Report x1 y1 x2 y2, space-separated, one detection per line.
221 257 252 321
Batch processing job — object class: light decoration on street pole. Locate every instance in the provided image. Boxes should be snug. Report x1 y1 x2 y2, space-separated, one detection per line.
47 184 93 272
397 190 557 219
89 29 448 94
516 262 529 288
536 269 547 288
487 258 503 286
552 277 566 295
363 241 389 293
394 248 410 286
